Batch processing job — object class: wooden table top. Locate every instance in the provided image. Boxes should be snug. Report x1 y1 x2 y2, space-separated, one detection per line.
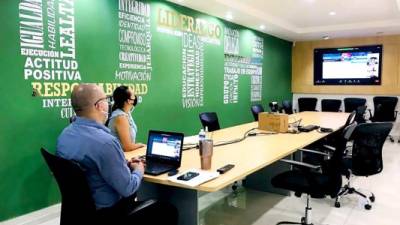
125 112 349 192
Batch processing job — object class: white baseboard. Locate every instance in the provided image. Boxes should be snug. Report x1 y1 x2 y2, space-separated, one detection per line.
1 204 60 225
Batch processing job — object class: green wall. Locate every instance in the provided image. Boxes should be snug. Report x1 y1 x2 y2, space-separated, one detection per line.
0 0 292 221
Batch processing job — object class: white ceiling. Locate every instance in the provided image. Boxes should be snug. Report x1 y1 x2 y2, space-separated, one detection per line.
168 0 400 41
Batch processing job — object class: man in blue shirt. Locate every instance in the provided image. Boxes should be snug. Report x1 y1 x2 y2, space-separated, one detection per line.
57 84 177 224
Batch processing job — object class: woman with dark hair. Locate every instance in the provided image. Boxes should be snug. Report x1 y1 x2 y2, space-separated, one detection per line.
108 85 145 152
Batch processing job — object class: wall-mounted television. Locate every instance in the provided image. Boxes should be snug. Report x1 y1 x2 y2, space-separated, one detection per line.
314 45 382 85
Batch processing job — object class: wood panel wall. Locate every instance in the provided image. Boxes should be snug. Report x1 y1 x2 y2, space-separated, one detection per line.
292 35 400 95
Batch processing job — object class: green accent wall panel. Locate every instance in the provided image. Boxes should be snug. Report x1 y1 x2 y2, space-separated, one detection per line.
0 0 292 221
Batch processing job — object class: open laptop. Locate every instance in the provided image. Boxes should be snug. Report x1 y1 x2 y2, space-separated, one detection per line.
144 130 184 176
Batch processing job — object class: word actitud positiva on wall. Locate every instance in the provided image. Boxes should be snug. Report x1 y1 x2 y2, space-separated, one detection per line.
18 0 151 119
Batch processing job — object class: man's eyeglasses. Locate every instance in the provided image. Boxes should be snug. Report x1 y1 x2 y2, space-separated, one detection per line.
94 96 112 106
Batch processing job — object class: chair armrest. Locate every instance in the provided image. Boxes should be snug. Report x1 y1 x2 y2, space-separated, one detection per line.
322 145 336 152
298 148 330 156
279 159 321 170
128 199 158 215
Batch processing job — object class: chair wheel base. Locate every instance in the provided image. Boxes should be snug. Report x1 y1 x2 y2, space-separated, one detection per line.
276 217 314 225
364 204 372 210
335 201 341 208
369 194 375 202
276 221 312 225
231 185 238 191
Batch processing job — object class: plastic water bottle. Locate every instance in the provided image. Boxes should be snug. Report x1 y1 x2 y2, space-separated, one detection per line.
199 128 206 142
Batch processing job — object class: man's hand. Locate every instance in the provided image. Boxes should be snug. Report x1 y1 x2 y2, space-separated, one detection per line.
129 159 145 174
131 156 146 165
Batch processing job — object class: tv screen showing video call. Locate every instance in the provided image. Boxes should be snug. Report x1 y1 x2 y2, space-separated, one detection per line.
314 45 382 85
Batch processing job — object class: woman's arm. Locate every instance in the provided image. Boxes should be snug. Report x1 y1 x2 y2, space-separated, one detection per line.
114 116 145 152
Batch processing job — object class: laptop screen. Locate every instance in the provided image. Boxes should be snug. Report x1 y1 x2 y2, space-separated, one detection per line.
146 130 184 164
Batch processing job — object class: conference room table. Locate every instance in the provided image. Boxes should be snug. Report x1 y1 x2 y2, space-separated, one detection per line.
124 111 349 225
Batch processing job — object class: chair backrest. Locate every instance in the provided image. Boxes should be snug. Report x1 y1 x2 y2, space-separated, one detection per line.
372 96 398 122
332 123 357 156
321 99 342 112
354 105 367 124
41 148 96 224
251 104 264 121
324 122 358 197
298 98 317 112
69 116 77 124
199 112 220 132
344 111 357 127
343 98 366 113
350 122 393 176
282 100 293 114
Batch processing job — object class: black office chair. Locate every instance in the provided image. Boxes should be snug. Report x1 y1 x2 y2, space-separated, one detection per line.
41 148 157 225
302 111 357 164
343 97 368 124
298 98 317 112
344 111 357 127
321 99 342 112
199 112 220 131
368 96 398 142
69 116 77 123
104 95 114 127
251 104 264 121
344 98 366 113
271 124 356 225
354 105 368 124
268 102 279 113
334 122 393 210
282 100 294 114
330 110 356 143
324 110 356 149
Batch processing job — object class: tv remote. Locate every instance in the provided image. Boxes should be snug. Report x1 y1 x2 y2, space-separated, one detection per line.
320 127 333 133
217 164 235 174
177 172 199 181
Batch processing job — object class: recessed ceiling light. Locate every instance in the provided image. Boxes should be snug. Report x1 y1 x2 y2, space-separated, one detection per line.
329 11 336 16
259 25 265 30
226 12 233 20
323 36 330 40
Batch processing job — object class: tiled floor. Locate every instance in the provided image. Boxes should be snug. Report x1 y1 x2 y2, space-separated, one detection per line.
200 140 400 225
3 141 399 225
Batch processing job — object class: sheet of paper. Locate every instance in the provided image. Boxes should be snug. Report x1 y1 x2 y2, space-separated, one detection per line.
168 169 219 187
184 135 198 145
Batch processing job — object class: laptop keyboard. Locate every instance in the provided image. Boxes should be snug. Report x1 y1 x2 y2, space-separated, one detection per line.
145 162 172 172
